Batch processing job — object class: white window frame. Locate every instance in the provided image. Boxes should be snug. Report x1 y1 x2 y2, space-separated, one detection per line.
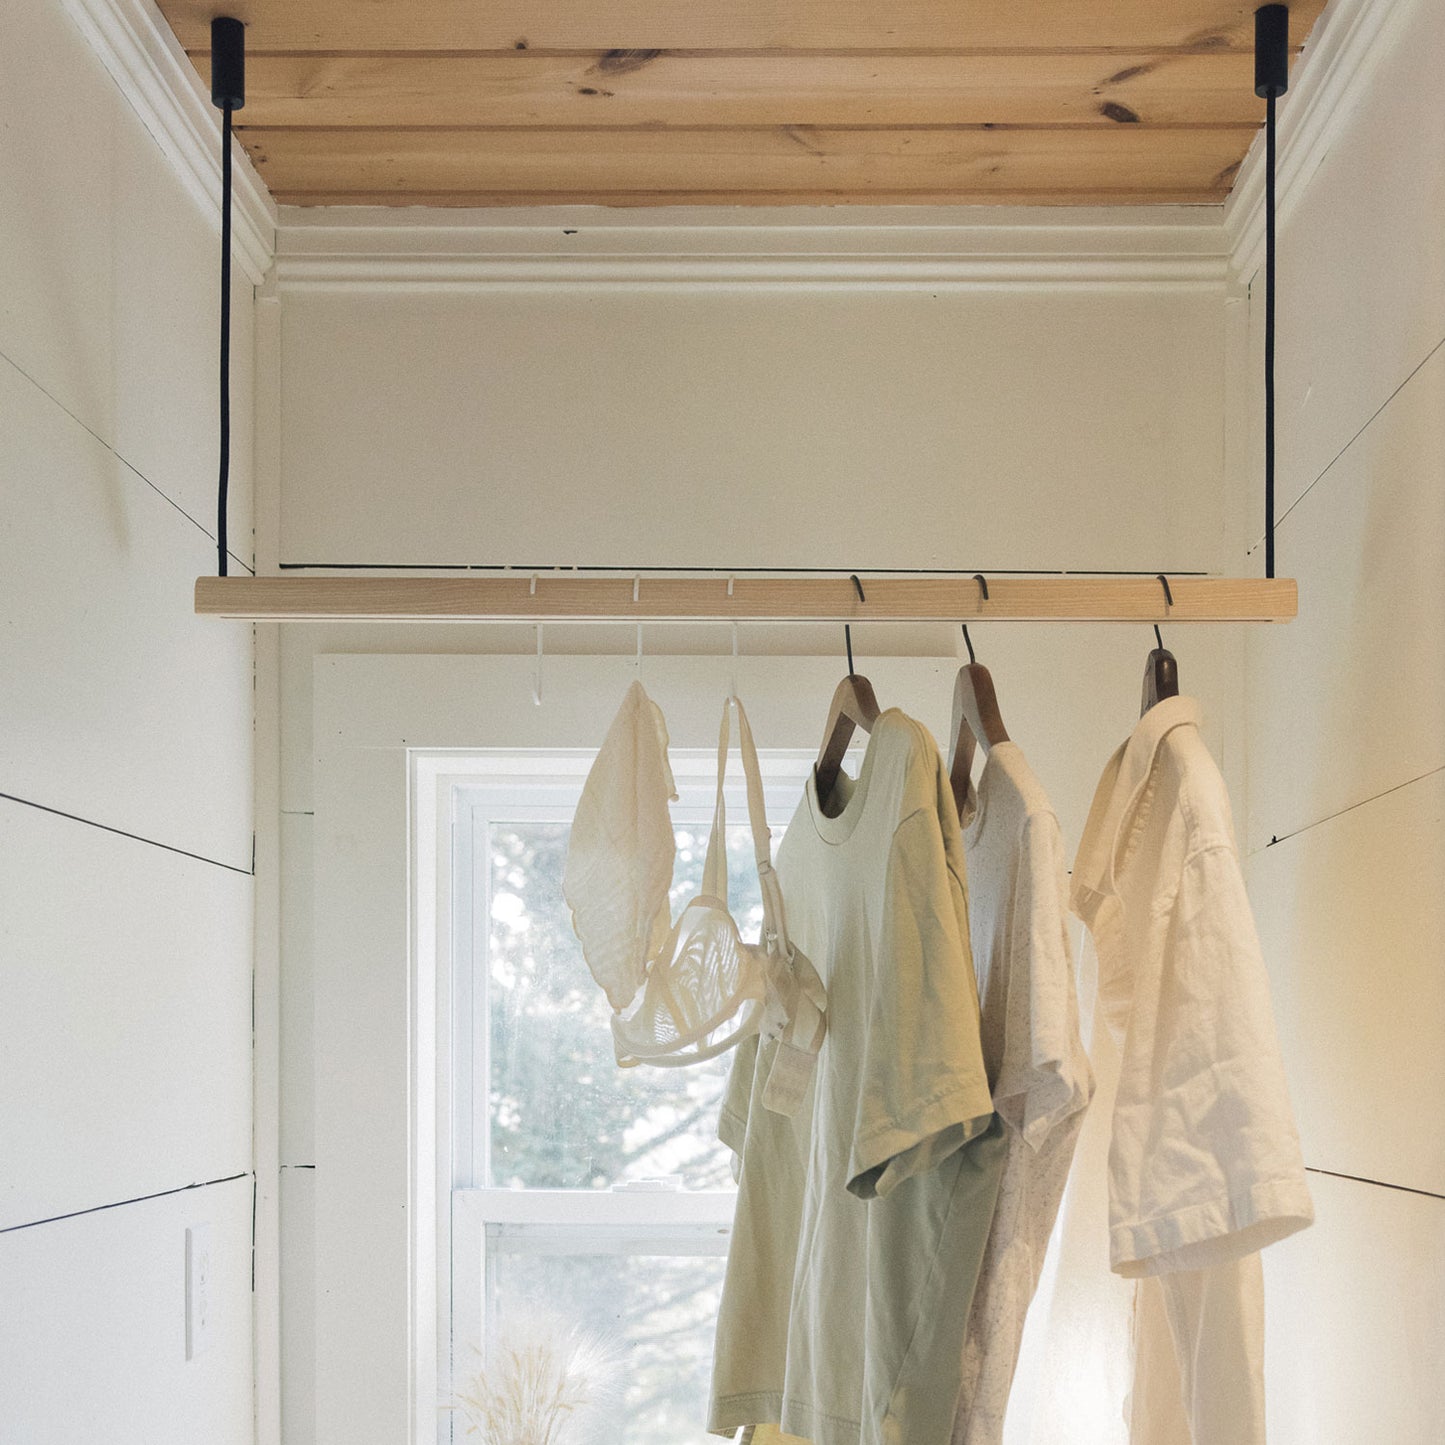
435 749 808 1439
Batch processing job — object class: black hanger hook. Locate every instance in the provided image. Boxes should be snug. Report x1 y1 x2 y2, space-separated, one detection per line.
962 624 976 665
1156 573 1174 607
844 574 865 677
1154 624 1165 651
972 573 989 602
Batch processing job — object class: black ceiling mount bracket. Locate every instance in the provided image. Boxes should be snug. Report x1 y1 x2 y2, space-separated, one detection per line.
210 19 245 578
1254 5 1290 99
210 16 246 111
1255 5 1289 581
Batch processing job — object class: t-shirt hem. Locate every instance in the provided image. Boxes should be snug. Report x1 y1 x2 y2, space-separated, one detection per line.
847 1076 995 1199
708 1389 783 1437
781 1394 865 1445
1110 1176 1316 1277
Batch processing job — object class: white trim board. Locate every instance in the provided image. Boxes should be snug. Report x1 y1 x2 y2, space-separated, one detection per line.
62 0 276 283
1225 0 1403 280
273 204 1229 290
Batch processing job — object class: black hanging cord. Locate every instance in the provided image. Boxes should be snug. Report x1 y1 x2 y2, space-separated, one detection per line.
1256 5 1289 581
211 19 245 578
962 625 976 665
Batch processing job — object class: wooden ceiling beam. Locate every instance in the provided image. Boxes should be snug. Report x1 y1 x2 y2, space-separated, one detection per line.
159 0 1326 56
215 51 1270 130
243 124 1255 203
262 188 1237 206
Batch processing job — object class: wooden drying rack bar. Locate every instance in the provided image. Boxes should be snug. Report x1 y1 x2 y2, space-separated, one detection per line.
194 574 1297 623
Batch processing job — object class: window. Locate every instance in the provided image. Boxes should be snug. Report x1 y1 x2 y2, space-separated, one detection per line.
442 750 809 1444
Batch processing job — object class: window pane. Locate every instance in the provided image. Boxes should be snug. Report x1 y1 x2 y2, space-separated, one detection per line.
483 1231 726 1445
485 819 773 1191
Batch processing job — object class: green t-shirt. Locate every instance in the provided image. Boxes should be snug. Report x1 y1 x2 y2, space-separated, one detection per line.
709 711 1006 1445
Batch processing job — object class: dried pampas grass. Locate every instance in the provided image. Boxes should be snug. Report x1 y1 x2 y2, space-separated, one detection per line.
448 1312 624 1445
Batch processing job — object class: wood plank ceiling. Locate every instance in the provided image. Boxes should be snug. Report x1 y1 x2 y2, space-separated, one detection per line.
157 1 1326 207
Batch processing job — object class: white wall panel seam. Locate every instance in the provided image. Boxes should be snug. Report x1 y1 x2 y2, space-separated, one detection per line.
0 1169 254 1236
1245 762 1445 856
0 346 255 576
1304 1166 1445 1204
1269 329 1445 540
0 791 254 878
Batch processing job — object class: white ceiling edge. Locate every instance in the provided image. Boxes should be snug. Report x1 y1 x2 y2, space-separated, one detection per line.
273 204 1230 289
62 0 276 283
1225 0 1401 282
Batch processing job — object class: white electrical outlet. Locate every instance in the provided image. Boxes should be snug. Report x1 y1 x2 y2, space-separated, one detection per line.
185 1223 212 1361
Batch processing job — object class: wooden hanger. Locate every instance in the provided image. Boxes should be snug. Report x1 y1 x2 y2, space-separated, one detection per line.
949 625 1010 816
815 579 881 813
1141 623 1180 717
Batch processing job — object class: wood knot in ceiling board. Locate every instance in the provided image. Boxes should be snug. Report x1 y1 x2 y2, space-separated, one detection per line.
1183 28 1233 50
1099 101 1141 124
1101 62 1157 87
594 49 663 75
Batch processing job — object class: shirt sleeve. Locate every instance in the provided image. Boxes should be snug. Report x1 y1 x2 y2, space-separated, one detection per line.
846 806 996 1200
1110 841 1314 1277
993 811 1095 1150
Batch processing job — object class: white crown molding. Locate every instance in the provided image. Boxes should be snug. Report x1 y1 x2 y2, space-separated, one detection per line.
63 0 277 283
273 204 1229 290
1225 0 1402 281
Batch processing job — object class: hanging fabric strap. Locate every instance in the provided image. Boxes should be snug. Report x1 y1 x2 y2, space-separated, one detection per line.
699 695 826 1114
700 694 774 905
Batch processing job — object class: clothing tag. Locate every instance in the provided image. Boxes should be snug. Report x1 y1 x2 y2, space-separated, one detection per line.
761 1039 817 1117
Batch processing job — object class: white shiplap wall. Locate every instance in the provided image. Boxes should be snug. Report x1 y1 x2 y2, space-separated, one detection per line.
1237 0 1445 1437
0 3 256 1442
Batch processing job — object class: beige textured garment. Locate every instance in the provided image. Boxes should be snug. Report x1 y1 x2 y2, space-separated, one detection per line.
950 742 1094 1445
1070 696 1313 1443
709 711 1005 1445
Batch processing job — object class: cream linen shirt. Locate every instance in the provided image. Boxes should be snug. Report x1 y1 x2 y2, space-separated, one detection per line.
709 711 1005 1445
1070 696 1313 1444
950 742 1095 1445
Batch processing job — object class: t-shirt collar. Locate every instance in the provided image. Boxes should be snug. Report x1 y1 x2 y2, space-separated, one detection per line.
1071 695 1202 926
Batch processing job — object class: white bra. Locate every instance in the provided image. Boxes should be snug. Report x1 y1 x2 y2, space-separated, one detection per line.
564 682 825 1114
